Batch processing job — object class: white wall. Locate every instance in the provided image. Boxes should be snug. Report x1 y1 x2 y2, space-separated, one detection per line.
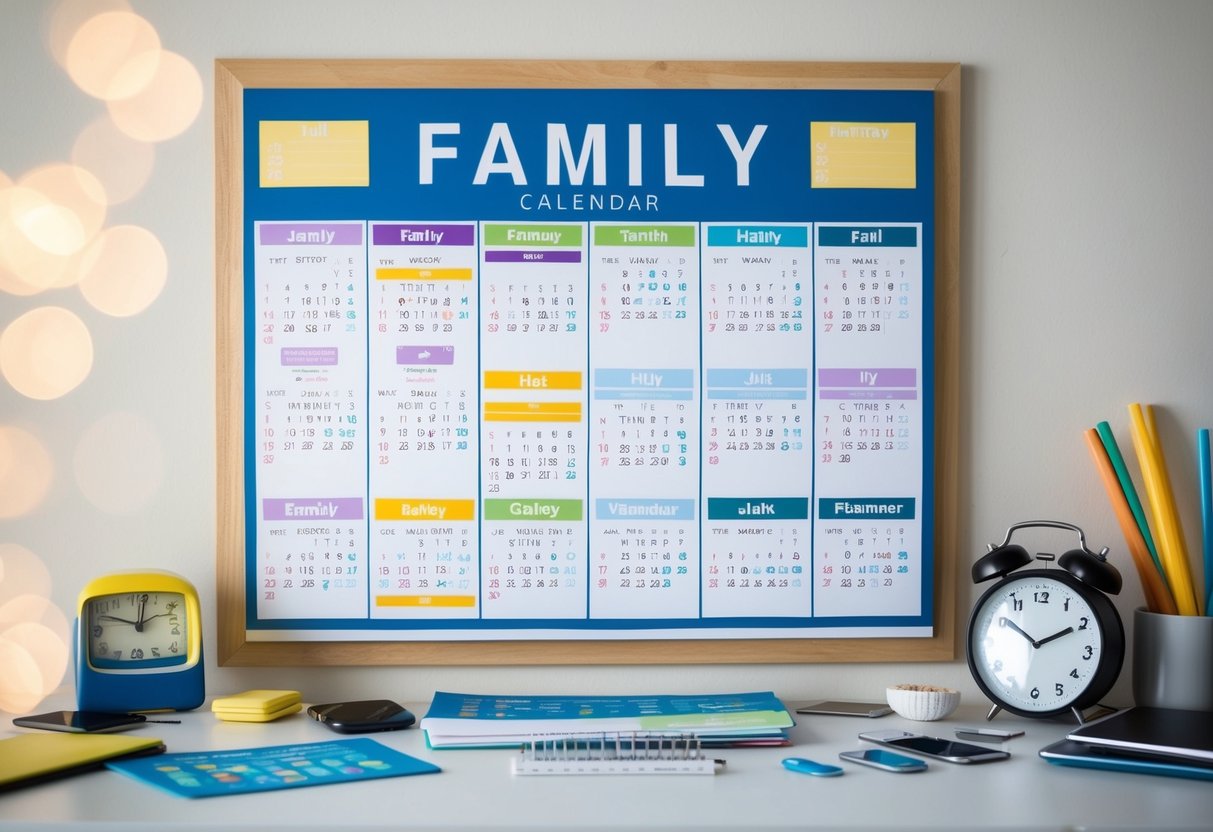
2 0 1211 708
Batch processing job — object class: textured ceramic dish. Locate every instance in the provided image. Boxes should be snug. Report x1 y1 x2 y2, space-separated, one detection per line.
886 684 960 721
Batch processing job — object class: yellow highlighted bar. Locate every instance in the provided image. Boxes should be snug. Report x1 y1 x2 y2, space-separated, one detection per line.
376 268 473 281
259 120 370 188
374 499 475 521
376 595 477 608
483 370 582 390
810 122 916 189
484 401 583 422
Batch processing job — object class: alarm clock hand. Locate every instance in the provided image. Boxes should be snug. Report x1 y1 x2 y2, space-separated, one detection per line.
999 617 1039 646
97 614 139 625
1035 626 1075 648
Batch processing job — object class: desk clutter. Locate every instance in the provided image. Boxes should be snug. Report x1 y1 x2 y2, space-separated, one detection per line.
210 689 302 723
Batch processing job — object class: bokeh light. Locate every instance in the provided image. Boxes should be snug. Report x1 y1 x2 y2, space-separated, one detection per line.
0 544 52 602
64 9 161 101
0 426 54 519
47 0 133 70
107 50 203 142
71 115 155 205
74 411 164 514
17 163 108 255
78 224 167 316
0 597 70 713
0 306 94 400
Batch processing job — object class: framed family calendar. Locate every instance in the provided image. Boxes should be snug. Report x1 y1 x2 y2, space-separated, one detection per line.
215 60 961 666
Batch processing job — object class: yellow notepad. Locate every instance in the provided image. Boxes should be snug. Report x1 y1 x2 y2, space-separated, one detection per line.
211 689 302 722
0 732 165 792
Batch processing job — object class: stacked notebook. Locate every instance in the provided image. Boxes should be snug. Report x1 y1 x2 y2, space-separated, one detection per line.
1040 707 1213 781
421 690 794 749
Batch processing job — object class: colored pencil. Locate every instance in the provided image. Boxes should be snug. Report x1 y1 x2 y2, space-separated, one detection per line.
1084 428 1176 614
1128 403 1199 615
1199 428 1212 616
1096 421 1164 579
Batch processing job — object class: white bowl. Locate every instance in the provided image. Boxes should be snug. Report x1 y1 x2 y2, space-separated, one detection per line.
886 684 960 721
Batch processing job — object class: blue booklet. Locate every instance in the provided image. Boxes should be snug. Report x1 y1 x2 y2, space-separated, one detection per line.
420 690 794 748
106 738 440 798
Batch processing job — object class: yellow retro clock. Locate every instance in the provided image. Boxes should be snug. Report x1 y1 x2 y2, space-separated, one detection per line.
75 571 205 712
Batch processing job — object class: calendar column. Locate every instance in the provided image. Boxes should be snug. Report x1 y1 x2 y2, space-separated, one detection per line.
587 224 700 619
367 223 480 618
701 225 811 618
479 223 588 619
253 222 368 620
813 224 923 617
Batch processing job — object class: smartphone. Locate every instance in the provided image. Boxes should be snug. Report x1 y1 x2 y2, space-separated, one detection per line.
796 700 892 718
12 710 147 733
838 748 928 772
859 729 1010 764
306 700 415 734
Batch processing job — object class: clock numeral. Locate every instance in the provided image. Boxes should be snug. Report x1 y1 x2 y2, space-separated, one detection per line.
1030 687 1040 700
1010 593 1023 612
1055 683 1064 697
130 648 144 660
1078 616 1089 630
1083 645 1094 660
1033 591 1050 604
1070 668 1079 679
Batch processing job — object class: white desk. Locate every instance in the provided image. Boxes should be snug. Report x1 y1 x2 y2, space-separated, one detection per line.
1 696 1208 831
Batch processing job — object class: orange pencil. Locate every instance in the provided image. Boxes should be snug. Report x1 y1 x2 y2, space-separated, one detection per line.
1084 428 1177 614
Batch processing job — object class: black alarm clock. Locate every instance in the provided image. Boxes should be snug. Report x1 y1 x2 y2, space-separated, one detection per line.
966 521 1124 723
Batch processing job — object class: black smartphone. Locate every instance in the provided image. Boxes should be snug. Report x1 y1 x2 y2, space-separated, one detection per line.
796 700 892 718
13 710 147 733
306 700 416 733
859 729 1010 764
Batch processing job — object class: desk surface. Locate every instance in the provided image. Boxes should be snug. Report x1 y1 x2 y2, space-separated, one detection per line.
1 696 1209 831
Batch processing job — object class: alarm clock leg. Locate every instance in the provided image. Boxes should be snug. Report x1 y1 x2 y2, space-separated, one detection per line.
985 703 1002 721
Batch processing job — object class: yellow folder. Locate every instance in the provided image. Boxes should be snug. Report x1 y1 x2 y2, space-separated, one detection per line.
0 732 165 792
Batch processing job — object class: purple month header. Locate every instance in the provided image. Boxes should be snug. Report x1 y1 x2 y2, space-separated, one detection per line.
372 224 475 246
259 223 363 245
817 368 917 388
262 497 364 521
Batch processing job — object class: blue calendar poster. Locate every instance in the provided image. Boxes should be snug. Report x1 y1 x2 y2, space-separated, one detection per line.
242 87 935 641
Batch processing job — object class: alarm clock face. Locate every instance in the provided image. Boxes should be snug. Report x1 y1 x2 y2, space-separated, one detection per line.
85 591 190 670
968 573 1109 715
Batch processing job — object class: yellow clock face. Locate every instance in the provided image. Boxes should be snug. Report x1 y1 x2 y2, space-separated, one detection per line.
85 590 191 670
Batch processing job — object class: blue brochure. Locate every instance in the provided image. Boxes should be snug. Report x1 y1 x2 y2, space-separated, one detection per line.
107 738 440 798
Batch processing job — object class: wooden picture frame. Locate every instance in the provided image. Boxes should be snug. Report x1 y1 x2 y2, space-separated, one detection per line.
216 59 960 666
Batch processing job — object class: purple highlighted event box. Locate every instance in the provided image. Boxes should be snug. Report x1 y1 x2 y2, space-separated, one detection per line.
281 347 338 366
262 497 364 521
259 223 363 245
484 250 582 263
372 224 475 246
397 345 454 365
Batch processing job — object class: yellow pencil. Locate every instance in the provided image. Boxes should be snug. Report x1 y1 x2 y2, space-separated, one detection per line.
1128 403 1199 615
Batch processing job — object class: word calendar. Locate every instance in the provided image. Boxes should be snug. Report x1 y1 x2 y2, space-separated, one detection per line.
242 86 937 641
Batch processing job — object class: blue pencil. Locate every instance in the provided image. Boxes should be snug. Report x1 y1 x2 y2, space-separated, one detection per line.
1199 428 1212 615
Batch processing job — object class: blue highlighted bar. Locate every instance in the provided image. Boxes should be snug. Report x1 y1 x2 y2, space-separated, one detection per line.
706 225 809 247
707 497 809 521
818 497 916 520
595 499 696 521
818 226 918 247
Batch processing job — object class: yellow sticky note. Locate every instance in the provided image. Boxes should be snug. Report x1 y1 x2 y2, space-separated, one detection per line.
810 122 916 189
259 120 370 188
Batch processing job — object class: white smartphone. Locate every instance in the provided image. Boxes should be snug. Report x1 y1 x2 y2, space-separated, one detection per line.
859 729 1010 764
795 700 892 718
838 748 928 772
